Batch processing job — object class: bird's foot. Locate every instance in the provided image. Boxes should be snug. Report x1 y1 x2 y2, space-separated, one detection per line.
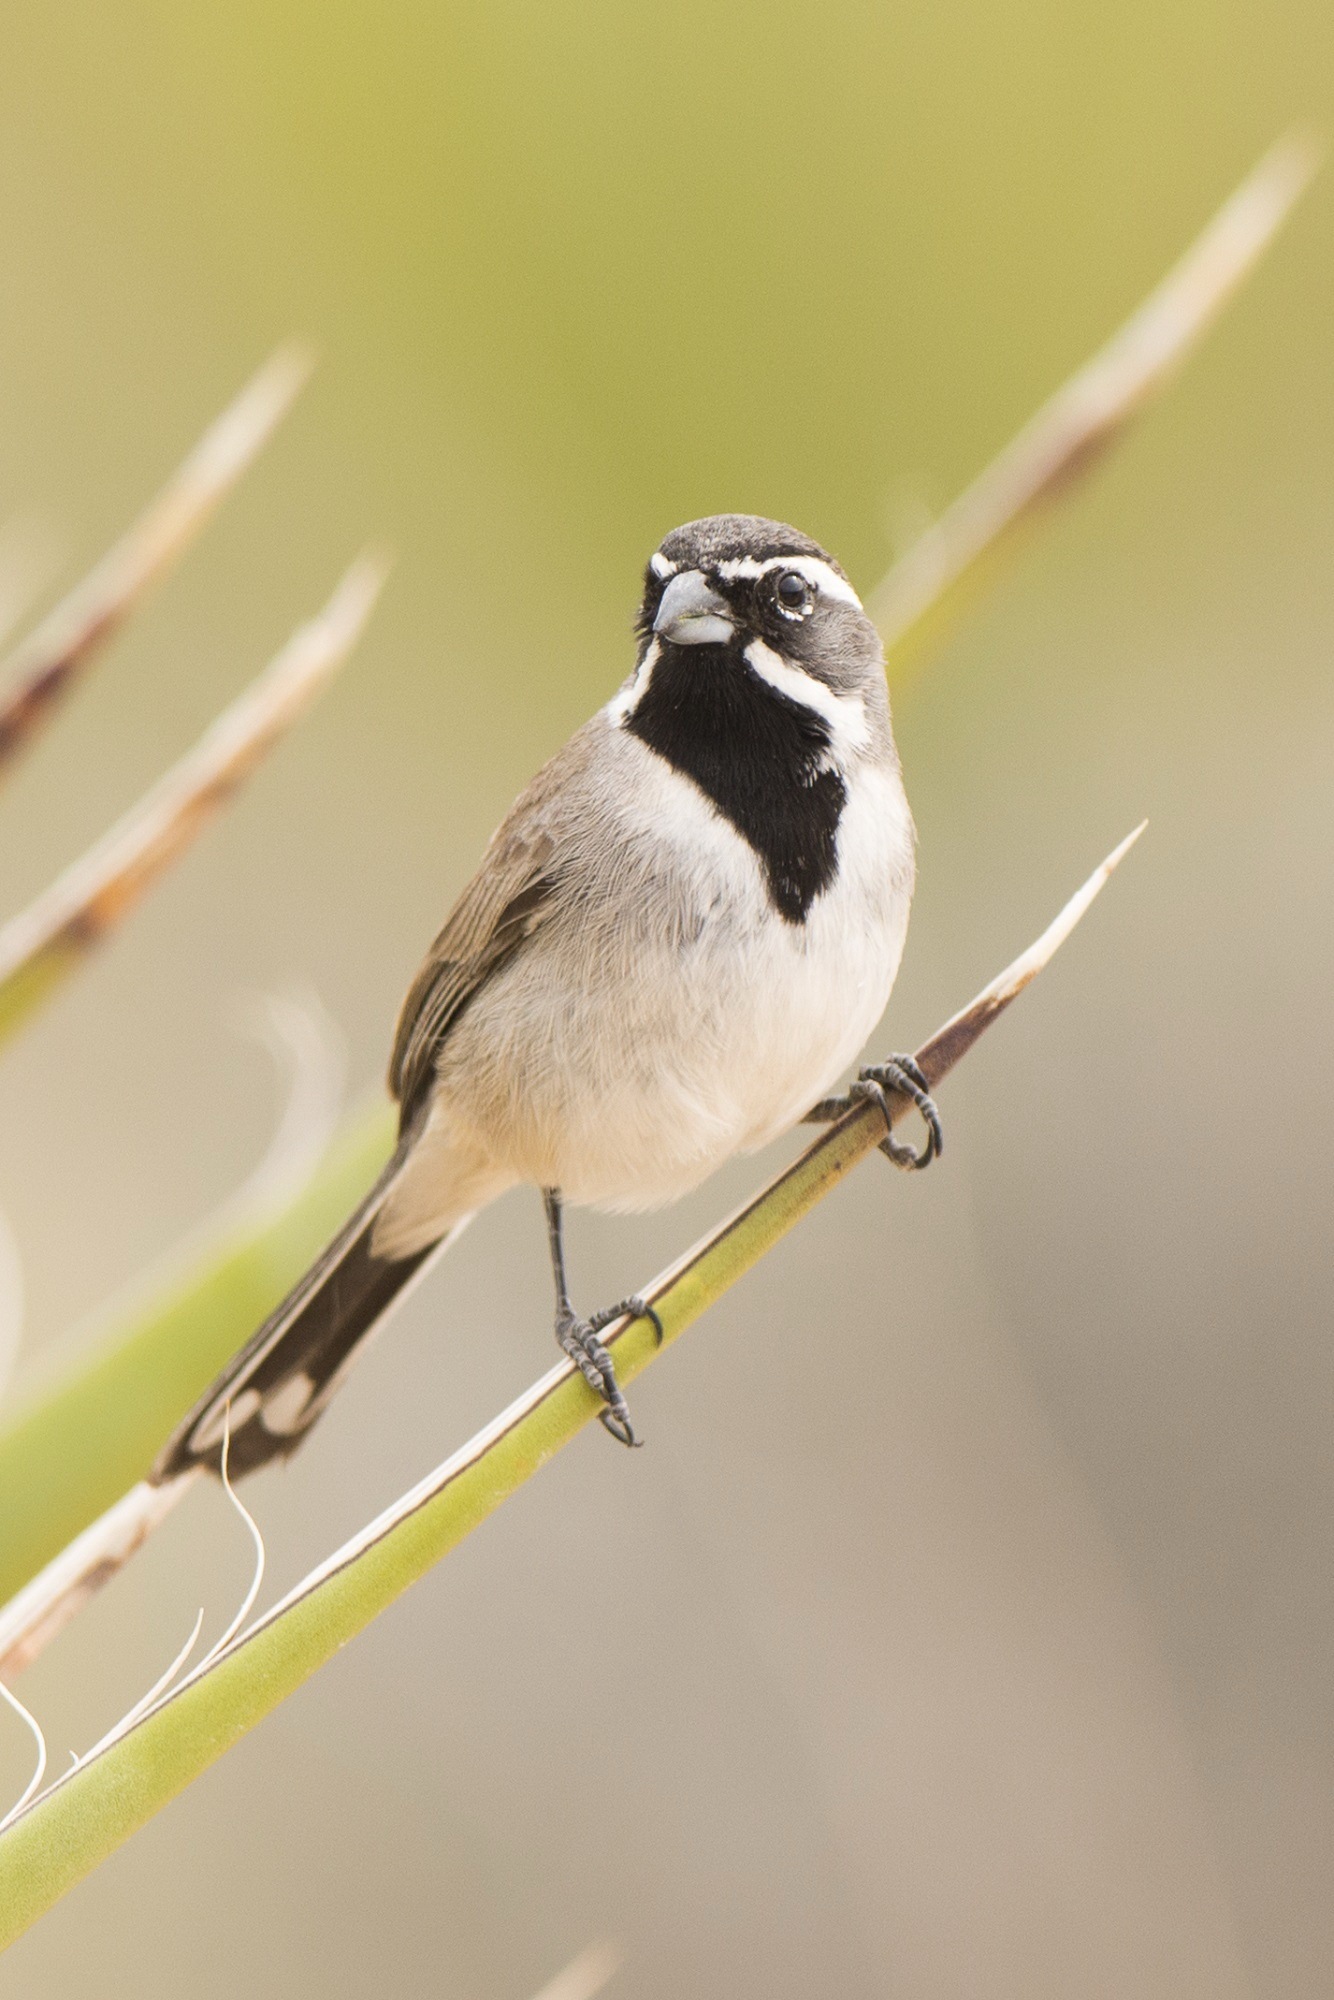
586 1294 665 1346
556 1296 662 1447
808 1053 943 1171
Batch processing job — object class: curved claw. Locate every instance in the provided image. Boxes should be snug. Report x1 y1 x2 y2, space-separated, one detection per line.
587 1343 637 1445
600 1407 642 1448
557 1311 643 1447
588 1294 665 1347
880 1124 937 1171
850 1057 943 1171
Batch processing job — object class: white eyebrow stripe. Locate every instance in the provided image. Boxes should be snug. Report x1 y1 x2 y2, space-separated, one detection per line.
606 636 661 725
713 554 863 610
649 551 677 580
743 639 870 752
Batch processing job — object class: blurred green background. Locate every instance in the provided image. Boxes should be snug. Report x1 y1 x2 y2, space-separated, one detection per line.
0 2 1332 1995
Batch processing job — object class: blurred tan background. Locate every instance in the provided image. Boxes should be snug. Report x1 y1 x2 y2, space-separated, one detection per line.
0 3 1331 1995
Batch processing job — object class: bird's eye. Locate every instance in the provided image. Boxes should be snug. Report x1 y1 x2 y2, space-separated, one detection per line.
775 570 813 615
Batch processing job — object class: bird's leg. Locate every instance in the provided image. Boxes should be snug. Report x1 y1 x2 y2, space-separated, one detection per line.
805 1053 943 1171
542 1188 662 1449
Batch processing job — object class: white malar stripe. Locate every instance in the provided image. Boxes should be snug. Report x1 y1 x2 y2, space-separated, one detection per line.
714 554 863 611
649 551 677 580
743 639 871 753
605 636 661 726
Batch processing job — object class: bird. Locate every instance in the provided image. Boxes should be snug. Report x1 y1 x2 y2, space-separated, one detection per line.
154 513 941 1478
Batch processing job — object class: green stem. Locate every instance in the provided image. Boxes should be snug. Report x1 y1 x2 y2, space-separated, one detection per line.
0 830 1138 1946
0 1103 394 1608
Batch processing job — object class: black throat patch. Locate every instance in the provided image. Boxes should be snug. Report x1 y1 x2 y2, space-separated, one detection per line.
625 644 846 923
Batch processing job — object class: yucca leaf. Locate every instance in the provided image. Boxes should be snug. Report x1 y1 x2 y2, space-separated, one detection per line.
0 832 1139 1945
870 135 1316 670
0 1099 394 1611
0 346 310 772
0 140 1307 1645
0 557 386 1052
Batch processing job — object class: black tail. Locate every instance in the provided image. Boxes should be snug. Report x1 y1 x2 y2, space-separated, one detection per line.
153 1137 448 1483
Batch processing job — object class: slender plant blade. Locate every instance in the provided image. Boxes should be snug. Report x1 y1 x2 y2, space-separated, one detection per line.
0 1099 394 1612
869 135 1318 670
0 831 1139 1943
0 522 60 659
0 138 1297 1684
0 345 312 772
0 1210 23 1412
0 556 386 1049
530 1942 623 2000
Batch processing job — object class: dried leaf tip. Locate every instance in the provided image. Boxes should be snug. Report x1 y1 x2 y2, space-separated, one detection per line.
0 341 317 774
1235 129 1322 229
870 134 1318 663
0 552 388 1050
252 552 389 712
314 548 393 638
982 821 1146 1005
915 823 1146 1090
177 341 315 497
240 551 390 723
976 824 1152 1024
530 1940 624 2000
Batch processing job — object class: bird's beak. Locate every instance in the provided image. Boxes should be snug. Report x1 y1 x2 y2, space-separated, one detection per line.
653 569 735 646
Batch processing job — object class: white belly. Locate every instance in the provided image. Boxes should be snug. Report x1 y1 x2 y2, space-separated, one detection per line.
430 753 915 1214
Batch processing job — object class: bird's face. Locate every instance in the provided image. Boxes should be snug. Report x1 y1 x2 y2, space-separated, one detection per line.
610 516 899 925
613 515 889 756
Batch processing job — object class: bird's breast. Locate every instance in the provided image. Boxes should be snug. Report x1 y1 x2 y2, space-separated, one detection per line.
434 741 915 1211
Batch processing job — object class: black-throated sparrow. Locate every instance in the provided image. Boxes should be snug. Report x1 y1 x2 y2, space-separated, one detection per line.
156 514 940 1474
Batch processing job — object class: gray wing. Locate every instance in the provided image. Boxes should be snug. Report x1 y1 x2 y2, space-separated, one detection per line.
159 759 585 1486
388 733 592 1127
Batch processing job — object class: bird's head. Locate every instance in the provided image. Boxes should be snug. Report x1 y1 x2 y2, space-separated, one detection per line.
613 515 888 755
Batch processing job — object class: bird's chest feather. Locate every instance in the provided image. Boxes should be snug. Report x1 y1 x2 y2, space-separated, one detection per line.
445 722 915 1209
658 752 914 1140
623 644 847 923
